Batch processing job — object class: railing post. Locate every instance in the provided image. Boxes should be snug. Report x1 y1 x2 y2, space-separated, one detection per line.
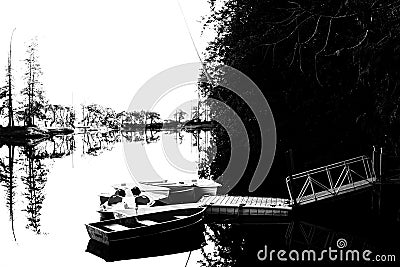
286 149 297 206
379 147 383 182
372 146 375 169
372 146 380 182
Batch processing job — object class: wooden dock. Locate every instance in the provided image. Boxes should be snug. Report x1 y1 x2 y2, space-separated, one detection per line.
114 196 292 222
198 195 292 217
113 156 379 223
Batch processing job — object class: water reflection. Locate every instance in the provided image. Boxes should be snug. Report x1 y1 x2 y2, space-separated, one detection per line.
19 146 50 234
0 129 213 243
86 223 205 262
0 145 17 241
81 131 122 156
199 186 400 266
1 129 399 266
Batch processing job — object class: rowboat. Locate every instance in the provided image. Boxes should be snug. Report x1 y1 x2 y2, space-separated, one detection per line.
86 217 205 261
97 183 171 220
139 179 221 204
85 207 206 245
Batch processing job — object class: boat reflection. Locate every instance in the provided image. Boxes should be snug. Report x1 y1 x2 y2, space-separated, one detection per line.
198 186 400 266
86 222 205 262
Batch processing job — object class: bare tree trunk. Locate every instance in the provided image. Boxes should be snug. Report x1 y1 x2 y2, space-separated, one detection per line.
8 145 16 241
31 73 35 126
7 29 16 127
27 57 33 127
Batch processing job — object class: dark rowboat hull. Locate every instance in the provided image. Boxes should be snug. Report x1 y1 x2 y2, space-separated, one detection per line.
86 222 204 261
85 207 205 245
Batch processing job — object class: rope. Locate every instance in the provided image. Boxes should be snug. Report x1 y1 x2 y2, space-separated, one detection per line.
176 0 214 85
184 250 192 267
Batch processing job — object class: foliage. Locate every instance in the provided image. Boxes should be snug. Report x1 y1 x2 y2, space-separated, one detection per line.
44 104 75 127
175 109 188 122
201 0 400 194
17 38 48 126
145 111 161 124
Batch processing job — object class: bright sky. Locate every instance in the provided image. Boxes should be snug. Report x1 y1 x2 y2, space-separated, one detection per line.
0 0 211 114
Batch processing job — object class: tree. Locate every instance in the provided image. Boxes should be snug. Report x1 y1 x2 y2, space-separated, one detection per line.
201 0 400 194
18 38 48 126
116 111 126 126
45 104 75 127
175 109 187 122
67 106 76 128
0 29 16 127
145 111 161 125
103 107 118 129
139 110 147 124
84 104 104 127
191 106 200 119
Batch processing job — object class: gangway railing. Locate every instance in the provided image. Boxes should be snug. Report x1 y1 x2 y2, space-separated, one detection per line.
286 156 376 206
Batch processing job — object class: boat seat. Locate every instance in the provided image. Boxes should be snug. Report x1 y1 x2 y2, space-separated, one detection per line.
173 216 187 219
138 220 158 226
104 223 131 231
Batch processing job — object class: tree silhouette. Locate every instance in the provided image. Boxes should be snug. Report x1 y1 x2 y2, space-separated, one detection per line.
0 145 18 241
20 146 49 234
18 38 48 126
175 109 187 123
0 29 17 127
201 0 400 194
145 111 161 125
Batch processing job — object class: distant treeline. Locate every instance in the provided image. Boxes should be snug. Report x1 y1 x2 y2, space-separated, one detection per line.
0 33 194 130
80 104 190 130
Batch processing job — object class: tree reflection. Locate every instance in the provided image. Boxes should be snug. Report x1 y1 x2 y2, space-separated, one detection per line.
20 146 49 234
0 137 75 237
0 130 214 240
145 129 160 144
199 223 245 267
81 131 120 156
0 145 17 241
194 130 216 180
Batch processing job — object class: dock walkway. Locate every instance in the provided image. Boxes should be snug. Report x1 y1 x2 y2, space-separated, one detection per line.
198 195 291 217
116 155 377 221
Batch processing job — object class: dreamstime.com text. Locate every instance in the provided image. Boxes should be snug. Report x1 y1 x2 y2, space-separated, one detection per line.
257 238 396 263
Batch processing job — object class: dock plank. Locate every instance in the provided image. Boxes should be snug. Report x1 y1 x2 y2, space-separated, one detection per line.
199 195 292 218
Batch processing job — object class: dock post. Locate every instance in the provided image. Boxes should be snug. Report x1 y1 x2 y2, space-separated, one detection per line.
379 147 383 182
372 145 375 172
286 149 297 206
372 146 380 182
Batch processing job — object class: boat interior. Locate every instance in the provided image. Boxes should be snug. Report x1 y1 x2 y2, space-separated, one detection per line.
90 208 200 232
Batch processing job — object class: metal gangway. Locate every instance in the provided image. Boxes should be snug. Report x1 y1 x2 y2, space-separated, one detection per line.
286 156 377 206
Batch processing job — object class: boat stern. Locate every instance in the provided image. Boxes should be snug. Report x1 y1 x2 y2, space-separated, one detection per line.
86 224 110 245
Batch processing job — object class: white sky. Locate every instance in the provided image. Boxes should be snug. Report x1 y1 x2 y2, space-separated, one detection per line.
0 0 211 114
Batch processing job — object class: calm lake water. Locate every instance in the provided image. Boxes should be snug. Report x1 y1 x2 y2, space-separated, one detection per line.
1 130 400 266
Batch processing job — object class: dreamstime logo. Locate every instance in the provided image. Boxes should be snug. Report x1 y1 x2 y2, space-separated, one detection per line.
257 238 397 263
123 62 276 194
336 238 347 249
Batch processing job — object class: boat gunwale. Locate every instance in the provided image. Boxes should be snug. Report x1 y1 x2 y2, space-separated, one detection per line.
86 207 206 243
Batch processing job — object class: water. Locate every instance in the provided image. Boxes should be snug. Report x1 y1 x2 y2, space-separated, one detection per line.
0 130 210 266
1 130 400 266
